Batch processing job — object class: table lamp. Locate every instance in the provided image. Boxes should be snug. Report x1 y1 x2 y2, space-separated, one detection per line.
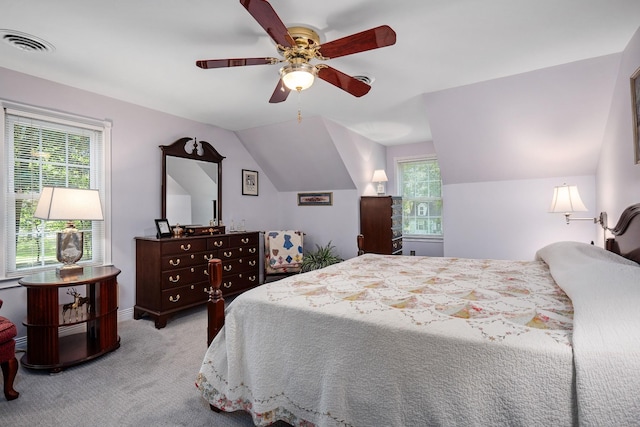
34 187 104 275
372 169 388 195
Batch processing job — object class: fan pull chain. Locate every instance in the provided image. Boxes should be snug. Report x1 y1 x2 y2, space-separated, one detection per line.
296 88 303 123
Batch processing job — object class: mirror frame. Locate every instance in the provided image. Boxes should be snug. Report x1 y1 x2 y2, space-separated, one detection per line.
161 137 225 224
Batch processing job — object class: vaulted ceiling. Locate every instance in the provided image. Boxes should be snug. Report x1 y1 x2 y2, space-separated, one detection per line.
2 1 639 187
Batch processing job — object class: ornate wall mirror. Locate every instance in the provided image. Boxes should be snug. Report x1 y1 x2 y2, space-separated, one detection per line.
161 137 224 231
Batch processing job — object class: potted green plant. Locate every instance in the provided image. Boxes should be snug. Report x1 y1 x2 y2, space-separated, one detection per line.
300 241 343 272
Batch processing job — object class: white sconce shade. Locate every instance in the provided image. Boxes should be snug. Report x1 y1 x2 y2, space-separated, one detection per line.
372 169 388 195
549 184 587 213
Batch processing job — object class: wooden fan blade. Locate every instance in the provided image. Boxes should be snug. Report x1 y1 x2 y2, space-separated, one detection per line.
240 0 294 48
196 57 278 69
317 66 371 97
269 79 291 103
318 25 396 59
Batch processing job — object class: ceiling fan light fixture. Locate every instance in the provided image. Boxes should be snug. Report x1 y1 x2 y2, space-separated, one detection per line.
280 63 316 91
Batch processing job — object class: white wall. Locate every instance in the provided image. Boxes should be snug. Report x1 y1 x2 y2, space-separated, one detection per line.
0 66 279 337
597 26 640 237
443 176 597 260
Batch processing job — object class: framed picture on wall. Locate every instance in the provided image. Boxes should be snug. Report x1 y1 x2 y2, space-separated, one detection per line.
297 192 333 206
631 66 640 164
242 169 258 196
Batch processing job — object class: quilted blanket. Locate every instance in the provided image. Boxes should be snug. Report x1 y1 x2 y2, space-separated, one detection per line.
197 251 580 426
536 241 640 426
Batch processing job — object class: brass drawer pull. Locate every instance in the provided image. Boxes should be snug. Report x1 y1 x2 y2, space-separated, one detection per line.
223 265 232 272
248 260 256 266
190 285 194 290
169 294 180 303
204 269 209 276
248 248 256 254
214 240 223 247
180 244 191 251
169 275 180 283
190 254 195 259
223 251 232 258
204 254 214 261
248 275 257 282
223 282 232 288
241 238 249 244
169 259 180 266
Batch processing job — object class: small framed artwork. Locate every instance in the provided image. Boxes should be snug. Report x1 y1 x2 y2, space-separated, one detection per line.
242 169 258 196
631 66 640 164
155 218 172 238
297 192 333 206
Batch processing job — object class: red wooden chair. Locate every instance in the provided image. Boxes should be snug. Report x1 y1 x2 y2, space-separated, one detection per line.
0 298 19 400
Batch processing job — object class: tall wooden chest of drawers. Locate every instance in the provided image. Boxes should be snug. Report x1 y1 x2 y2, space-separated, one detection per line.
134 231 259 328
359 196 403 255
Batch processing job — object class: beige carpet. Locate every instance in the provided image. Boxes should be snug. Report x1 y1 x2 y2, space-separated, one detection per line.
0 306 287 426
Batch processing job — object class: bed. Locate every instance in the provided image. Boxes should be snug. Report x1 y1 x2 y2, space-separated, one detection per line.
196 204 640 426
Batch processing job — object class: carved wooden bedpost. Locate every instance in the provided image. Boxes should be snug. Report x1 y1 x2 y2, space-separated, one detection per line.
206 258 224 346
357 234 365 256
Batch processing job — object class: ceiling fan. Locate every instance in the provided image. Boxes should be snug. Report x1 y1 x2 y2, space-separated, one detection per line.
196 0 397 103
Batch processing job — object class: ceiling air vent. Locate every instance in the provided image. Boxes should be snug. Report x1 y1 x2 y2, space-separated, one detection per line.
1 30 55 52
353 75 374 85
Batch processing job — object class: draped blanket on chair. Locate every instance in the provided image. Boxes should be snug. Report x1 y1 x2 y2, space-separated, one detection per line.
265 230 303 274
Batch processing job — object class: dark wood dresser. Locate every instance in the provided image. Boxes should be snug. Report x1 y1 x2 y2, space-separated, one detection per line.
360 196 403 255
134 231 259 328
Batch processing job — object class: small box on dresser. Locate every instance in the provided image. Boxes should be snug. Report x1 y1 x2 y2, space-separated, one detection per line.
134 231 259 328
360 196 403 255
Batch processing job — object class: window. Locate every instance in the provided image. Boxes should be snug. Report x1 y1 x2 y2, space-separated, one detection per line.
1 102 111 279
397 157 443 237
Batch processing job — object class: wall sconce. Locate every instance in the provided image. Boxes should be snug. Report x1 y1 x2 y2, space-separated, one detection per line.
372 169 388 196
549 184 609 229
34 186 104 276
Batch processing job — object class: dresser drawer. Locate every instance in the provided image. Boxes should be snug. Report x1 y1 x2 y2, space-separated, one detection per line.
230 233 259 247
219 245 258 260
222 255 259 275
161 265 208 290
161 239 206 255
221 272 259 295
161 251 205 270
208 235 229 250
161 281 208 311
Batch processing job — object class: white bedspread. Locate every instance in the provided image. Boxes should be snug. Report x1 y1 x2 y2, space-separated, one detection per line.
197 252 582 426
536 241 640 425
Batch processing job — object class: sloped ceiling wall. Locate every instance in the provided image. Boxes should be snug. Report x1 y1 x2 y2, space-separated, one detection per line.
423 54 621 185
236 116 356 192
237 54 622 193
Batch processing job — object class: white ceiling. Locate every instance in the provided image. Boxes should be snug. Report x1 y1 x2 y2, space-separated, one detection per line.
2 0 640 147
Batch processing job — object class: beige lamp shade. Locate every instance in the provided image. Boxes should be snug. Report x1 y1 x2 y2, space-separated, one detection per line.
34 187 104 221
372 169 388 195
34 187 103 276
549 184 588 213
372 169 388 183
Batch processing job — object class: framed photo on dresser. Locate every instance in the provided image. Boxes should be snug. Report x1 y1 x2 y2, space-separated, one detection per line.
155 219 172 238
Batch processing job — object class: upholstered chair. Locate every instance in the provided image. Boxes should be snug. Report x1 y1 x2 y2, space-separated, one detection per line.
0 298 19 400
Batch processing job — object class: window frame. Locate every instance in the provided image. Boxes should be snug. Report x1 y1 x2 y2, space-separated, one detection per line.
0 100 112 284
395 155 443 240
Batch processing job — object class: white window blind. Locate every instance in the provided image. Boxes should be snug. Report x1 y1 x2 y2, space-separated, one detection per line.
2 104 109 278
397 157 443 237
